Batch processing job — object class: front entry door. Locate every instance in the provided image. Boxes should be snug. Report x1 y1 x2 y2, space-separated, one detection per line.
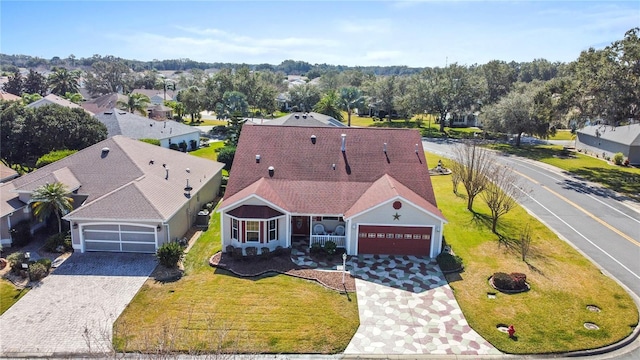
291 216 310 236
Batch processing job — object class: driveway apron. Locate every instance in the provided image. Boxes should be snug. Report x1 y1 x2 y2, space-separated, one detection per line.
0 252 157 357
344 255 500 356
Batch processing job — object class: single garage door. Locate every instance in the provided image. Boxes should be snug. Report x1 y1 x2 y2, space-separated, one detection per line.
83 224 157 253
358 225 432 256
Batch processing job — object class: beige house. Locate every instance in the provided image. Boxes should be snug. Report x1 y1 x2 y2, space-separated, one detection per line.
0 136 224 252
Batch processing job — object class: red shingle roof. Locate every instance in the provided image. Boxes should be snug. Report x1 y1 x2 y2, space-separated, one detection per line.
222 125 442 219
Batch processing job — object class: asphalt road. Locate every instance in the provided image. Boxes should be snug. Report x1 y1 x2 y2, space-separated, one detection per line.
421 138 640 358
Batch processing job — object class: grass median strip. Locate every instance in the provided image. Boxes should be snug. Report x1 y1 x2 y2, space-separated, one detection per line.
425 151 638 354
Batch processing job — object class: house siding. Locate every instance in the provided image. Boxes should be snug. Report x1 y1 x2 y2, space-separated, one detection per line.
0 210 29 245
160 133 201 150
349 199 444 257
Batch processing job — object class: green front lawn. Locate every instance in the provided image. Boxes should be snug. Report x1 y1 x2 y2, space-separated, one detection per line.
0 280 28 314
425 151 638 354
488 144 640 199
189 141 226 161
114 205 359 354
548 130 575 141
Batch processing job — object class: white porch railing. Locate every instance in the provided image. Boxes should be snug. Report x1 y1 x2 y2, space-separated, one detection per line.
310 235 346 248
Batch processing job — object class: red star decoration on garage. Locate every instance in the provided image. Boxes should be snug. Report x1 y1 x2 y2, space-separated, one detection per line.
393 212 401 220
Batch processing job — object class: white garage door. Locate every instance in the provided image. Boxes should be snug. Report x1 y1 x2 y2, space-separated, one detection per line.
83 224 157 253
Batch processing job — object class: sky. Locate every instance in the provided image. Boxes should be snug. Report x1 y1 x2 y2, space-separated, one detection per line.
1 0 638 68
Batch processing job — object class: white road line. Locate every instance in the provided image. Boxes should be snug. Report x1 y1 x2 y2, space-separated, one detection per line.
518 187 640 281
504 157 640 224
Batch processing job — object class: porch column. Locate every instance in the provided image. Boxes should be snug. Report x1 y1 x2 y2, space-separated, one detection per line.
285 214 291 248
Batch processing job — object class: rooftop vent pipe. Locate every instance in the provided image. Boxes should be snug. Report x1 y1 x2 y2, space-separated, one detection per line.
415 144 419 154
341 134 347 152
256 155 261 163
311 135 316 144
268 166 275 177
383 143 387 154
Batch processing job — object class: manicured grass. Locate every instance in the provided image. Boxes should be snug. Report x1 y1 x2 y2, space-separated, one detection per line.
487 144 640 199
0 280 28 315
424 151 638 354
189 141 226 161
549 130 575 141
114 206 359 354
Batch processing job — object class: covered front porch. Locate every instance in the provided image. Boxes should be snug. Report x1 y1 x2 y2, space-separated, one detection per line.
291 215 347 249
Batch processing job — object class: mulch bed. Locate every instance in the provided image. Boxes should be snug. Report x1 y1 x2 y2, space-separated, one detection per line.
209 252 356 292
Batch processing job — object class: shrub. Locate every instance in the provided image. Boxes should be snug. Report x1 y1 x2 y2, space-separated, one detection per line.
139 138 161 146
217 146 236 171
323 241 337 255
260 247 271 259
178 141 188 152
156 242 184 268
44 231 72 252
613 152 625 165
492 272 528 291
10 220 32 247
6 252 25 271
36 149 78 168
36 258 52 270
436 252 463 271
232 247 243 260
29 262 48 281
190 139 198 151
245 246 257 257
225 245 235 254
169 143 179 151
310 242 323 254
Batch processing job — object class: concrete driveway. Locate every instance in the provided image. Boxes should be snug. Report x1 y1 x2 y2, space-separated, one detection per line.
344 255 500 356
0 252 157 357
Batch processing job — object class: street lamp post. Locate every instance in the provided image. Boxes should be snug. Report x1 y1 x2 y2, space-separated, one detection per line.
342 253 347 285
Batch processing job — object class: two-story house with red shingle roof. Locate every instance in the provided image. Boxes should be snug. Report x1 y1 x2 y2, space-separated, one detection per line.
219 124 447 257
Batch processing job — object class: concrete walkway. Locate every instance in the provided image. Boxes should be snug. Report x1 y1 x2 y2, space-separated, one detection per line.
344 255 500 356
0 253 157 357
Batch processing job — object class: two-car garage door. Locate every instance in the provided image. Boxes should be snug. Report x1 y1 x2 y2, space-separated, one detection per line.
83 224 157 253
358 225 432 256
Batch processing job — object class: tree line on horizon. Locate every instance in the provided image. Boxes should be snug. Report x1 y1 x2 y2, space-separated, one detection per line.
2 28 638 150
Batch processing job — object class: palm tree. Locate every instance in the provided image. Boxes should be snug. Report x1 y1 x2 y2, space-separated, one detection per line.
313 90 344 121
48 68 80 96
31 182 74 234
340 87 364 127
117 93 151 116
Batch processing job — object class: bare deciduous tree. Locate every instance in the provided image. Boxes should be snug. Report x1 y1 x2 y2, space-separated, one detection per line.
520 223 533 261
451 141 493 211
481 163 524 233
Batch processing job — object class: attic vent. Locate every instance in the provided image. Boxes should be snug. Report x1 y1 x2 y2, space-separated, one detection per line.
268 166 275 177
101 147 110 153
302 115 307 119
150 123 153 127
294 115 299 119
104 111 113 115
149 160 154 165
186 168 190 173
310 135 317 144
256 154 261 163
332 163 336 170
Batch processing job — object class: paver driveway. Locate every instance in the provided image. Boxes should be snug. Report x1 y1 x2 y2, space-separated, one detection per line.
344 255 500 356
0 252 157 357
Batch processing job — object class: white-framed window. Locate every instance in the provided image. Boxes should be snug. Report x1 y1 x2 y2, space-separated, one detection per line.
268 219 277 241
246 221 259 242
231 219 238 240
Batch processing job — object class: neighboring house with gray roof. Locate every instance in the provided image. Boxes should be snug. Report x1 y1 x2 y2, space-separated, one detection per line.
0 136 224 251
252 112 345 127
95 109 201 150
576 123 640 164
81 93 129 115
0 163 18 183
131 89 176 104
26 94 93 115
